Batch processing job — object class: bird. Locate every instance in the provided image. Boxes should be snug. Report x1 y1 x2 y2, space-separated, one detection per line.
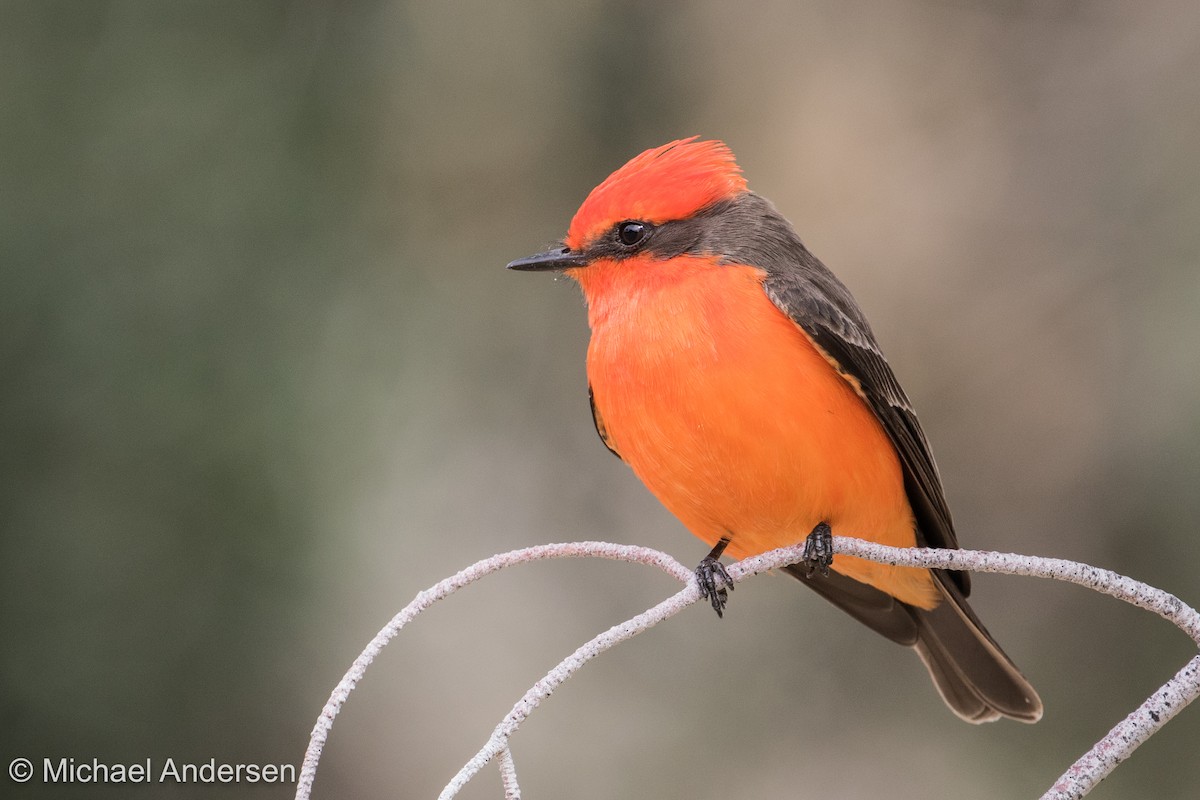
507 137 1042 724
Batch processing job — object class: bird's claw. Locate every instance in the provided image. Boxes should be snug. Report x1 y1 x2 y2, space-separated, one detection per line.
695 556 734 618
801 522 833 578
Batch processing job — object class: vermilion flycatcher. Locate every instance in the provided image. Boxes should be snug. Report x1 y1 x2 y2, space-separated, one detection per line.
508 137 1041 723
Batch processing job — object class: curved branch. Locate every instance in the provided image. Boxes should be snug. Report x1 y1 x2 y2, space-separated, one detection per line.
813 538 1200 800
822 538 1200 646
295 537 1199 800
293 542 692 800
437 584 698 799
497 747 520 800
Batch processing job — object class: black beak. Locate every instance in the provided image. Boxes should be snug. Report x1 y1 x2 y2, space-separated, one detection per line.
506 246 589 272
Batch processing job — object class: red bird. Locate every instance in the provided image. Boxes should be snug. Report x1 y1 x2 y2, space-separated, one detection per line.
509 138 1041 723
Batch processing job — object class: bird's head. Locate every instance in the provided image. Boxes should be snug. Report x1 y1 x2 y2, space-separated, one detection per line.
507 138 751 297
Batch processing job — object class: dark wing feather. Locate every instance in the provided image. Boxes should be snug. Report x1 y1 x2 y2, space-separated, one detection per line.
587 219 956 545
758 244 967 595
580 191 1040 722
664 192 1040 720
797 306 964 575
648 192 962 588
761 256 1046 721
782 563 918 645
589 384 623 460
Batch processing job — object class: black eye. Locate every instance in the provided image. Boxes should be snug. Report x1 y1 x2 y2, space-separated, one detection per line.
616 221 648 247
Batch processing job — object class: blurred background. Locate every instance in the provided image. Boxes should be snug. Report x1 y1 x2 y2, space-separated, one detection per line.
3 1 1199 798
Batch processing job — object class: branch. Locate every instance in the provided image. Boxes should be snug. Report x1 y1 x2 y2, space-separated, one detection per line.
293 538 1199 800
497 747 520 800
821 538 1200 800
294 542 693 800
437 584 698 799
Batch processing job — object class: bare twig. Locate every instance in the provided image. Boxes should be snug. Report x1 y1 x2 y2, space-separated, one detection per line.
497 747 520 800
294 542 691 800
819 538 1200 800
437 584 699 799
295 537 1199 800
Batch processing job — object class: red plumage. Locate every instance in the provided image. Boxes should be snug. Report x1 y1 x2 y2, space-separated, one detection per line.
566 137 747 250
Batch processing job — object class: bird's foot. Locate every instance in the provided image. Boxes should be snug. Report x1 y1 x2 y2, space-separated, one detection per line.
695 537 734 618
800 522 833 578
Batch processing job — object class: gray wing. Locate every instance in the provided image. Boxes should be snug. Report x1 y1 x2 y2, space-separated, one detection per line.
633 189 965 591
756 236 966 594
589 385 623 460
649 191 1040 719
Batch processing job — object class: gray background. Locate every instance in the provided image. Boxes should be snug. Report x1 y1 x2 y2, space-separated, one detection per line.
4 2 1199 798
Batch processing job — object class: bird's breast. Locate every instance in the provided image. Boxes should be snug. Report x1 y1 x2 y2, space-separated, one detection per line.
580 256 933 606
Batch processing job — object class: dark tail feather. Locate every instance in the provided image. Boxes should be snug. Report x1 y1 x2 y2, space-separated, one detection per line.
784 565 1042 724
912 575 1042 723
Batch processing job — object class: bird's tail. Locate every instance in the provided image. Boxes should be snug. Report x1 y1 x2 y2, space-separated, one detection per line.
912 574 1042 724
785 564 1042 723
